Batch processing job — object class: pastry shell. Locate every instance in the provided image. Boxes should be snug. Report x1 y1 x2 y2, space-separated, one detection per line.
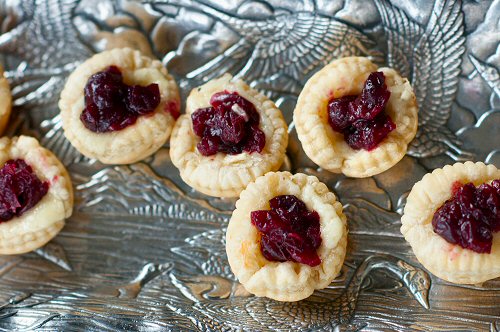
0 66 12 135
0 136 73 255
170 74 288 198
294 57 418 177
401 161 500 284
59 48 180 164
226 171 347 301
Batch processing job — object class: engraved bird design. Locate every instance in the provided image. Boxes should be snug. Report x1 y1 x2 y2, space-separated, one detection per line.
171 229 234 279
76 163 229 224
0 0 90 66
0 263 173 329
86 262 173 299
0 0 91 106
167 253 430 330
373 0 473 161
468 54 500 108
150 0 382 96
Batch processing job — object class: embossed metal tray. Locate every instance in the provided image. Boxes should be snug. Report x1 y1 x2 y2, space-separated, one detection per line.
0 0 499 330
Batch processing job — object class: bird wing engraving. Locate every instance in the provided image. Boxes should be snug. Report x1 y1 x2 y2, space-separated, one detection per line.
237 12 377 84
373 0 423 78
76 163 229 223
374 0 467 159
469 54 500 97
167 253 430 330
412 0 465 130
0 0 91 67
152 0 379 91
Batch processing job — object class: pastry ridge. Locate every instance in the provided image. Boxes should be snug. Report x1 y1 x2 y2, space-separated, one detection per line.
0 65 12 135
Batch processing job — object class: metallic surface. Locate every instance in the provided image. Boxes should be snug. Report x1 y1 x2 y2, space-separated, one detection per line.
0 0 499 330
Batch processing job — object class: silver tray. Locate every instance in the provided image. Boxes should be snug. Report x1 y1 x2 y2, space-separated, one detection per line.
0 0 499 330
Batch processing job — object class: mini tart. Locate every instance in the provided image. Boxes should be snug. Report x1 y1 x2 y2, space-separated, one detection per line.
226 171 347 301
59 47 180 164
170 74 288 198
0 136 73 255
401 162 500 284
0 65 12 135
294 57 418 178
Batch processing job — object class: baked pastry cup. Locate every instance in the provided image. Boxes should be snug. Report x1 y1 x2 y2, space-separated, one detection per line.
401 161 500 284
0 65 12 135
170 74 288 198
59 48 180 164
226 171 347 301
0 136 73 255
294 56 418 178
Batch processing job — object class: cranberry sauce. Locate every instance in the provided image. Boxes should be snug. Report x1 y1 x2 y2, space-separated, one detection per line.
191 91 265 156
251 195 322 267
0 159 49 222
327 71 395 150
81 66 161 133
432 180 500 253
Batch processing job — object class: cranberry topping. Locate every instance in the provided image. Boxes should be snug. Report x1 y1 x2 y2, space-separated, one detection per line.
432 180 500 254
0 159 49 222
81 66 161 133
327 71 395 150
191 91 265 156
251 195 322 267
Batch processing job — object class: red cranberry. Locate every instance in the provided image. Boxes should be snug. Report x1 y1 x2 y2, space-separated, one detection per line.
350 71 391 120
81 66 161 133
242 124 265 153
126 84 161 115
327 72 395 150
327 95 357 131
432 181 500 253
344 113 396 151
191 91 265 156
251 195 322 267
0 159 49 222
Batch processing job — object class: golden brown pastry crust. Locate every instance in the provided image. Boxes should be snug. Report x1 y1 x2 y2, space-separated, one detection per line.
401 161 500 284
294 57 418 178
0 136 73 255
170 74 289 198
59 48 180 164
226 171 347 301
0 66 12 135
